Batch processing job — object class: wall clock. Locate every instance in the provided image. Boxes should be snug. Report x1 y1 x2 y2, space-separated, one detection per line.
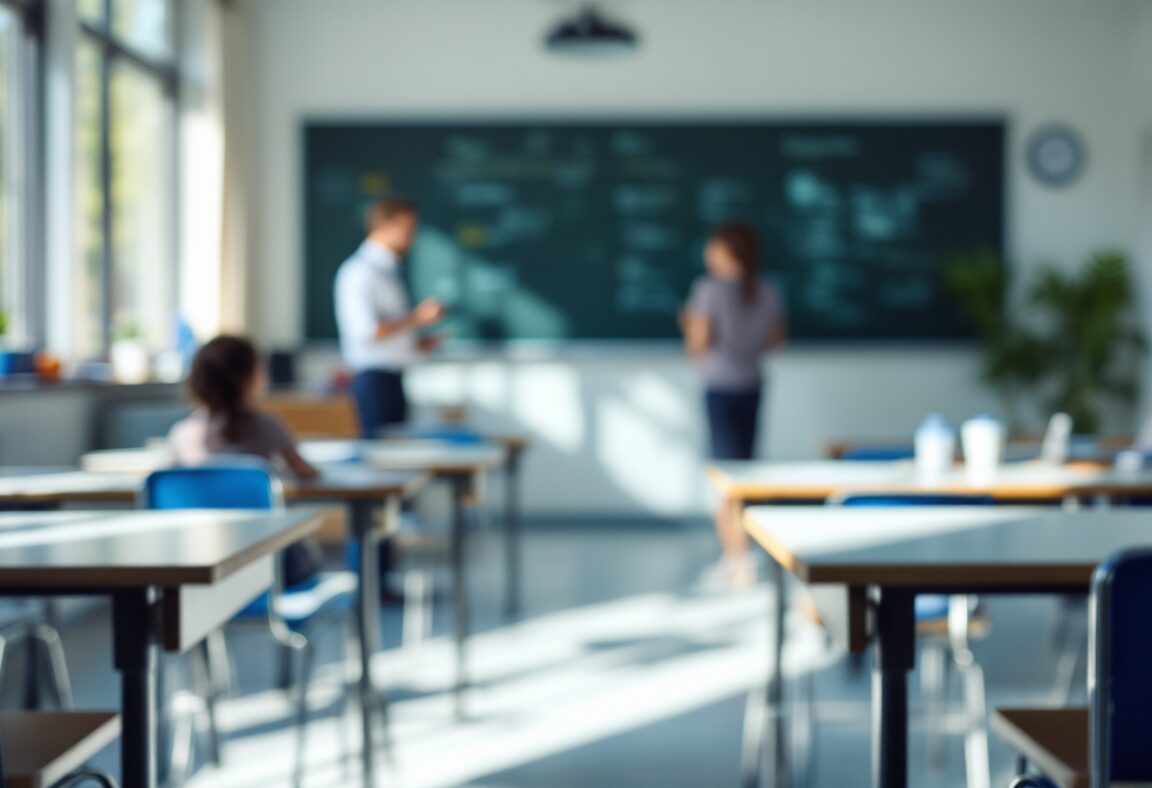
1026 125 1086 188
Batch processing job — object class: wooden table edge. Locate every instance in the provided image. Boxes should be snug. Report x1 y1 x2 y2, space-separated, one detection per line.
210 508 327 582
0 509 327 588
288 471 428 501
990 708 1089 788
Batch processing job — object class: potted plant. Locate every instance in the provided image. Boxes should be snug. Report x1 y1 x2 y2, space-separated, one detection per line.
110 322 151 384
945 250 1146 433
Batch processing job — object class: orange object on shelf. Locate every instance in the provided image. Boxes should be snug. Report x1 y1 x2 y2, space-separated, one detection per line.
34 351 62 382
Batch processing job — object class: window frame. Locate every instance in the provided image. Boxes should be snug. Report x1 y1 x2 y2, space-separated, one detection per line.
0 0 46 346
77 0 179 355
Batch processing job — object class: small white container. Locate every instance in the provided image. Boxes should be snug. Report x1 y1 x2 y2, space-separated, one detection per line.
110 339 152 385
962 415 1005 485
915 413 956 482
1114 450 1145 475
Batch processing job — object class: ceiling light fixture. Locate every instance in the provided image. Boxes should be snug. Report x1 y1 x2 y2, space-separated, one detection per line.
545 5 639 57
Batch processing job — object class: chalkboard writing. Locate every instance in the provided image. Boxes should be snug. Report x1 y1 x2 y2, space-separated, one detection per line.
304 120 1004 342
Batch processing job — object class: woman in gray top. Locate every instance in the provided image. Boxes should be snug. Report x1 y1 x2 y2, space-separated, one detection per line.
681 223 787 587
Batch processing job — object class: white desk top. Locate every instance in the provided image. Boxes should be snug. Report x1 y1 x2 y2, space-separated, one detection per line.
0 470 144 501
0 508 323 587
744 506 1152 588
300 439 506 473
81 439 506 477
0 465 423 505
712 460 1152 500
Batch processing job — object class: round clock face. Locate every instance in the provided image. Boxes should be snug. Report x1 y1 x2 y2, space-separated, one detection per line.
1026 125 1086 188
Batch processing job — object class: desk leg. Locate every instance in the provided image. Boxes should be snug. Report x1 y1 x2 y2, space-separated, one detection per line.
451 474 471 720
114 588 158 788
872 588 915 788
504 451 523 620
350 499 389 786
23 626 40 709
769 559 789 788
742 556 788 788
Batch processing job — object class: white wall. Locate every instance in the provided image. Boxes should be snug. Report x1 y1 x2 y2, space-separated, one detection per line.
241 0 1152 516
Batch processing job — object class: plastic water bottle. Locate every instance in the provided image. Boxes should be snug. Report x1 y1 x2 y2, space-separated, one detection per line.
915 413 956 482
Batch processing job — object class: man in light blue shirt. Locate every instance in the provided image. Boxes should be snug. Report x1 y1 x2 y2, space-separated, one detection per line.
334 199 445 437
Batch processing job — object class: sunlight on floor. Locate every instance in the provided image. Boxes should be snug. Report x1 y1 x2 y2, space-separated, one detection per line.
186 584 840 788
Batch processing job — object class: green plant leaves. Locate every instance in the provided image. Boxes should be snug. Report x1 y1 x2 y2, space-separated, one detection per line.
943 249 1146 433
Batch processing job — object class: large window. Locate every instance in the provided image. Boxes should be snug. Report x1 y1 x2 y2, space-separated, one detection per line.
0 0 39 345
76 0 176 358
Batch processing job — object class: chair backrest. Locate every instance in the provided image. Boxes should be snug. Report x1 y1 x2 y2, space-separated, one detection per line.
836 446 916 462
142 460 284 511
1089 548 1152 786
261 396 360 440
829 493 995 507
408 425 486 446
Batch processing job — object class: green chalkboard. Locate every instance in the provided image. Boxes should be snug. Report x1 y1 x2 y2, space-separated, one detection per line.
303 120 1004 342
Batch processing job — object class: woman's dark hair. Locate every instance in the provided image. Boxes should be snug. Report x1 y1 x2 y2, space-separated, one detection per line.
710 223 761 304
187 335 260 444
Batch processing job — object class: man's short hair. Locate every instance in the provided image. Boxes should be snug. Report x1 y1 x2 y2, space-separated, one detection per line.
365 198 418 233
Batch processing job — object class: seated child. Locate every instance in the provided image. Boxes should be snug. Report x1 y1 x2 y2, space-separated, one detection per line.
170 335 318 479
169 335 322 584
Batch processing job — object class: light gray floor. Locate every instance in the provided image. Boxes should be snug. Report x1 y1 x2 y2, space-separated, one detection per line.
16 520 1080 787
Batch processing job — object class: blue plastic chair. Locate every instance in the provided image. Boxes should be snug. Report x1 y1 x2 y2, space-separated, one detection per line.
1091 549 1152 785
408 424 486 446
1049 495 1152 707
997 548 1152 788
829 493 994 784
836 446 916 461
142 461 358 787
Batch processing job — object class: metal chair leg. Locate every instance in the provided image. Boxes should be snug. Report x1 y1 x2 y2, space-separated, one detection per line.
31 623 74 709
920 641 948 769
340 622 357 781
278 644 294 692
205 630 233 701
948 596 991 788
189 643 222 767
165 652 213 786
402 570 428 651
293 641 317 788
168 691 197 783
958 659 991 788
1050 597 1085 705
350 607 394 768
792 668 817 788
739 685 768 788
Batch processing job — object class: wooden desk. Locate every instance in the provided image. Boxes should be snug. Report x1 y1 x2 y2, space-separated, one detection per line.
274 465 423 786
301 441 506 719
990 708 1089 788
0 465 421 788
339 430 533 618
825 436 1134 463
0 508 323 788
743 506 1152 788
710 460 1152 505
0 711 121 788
79 440 505 720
